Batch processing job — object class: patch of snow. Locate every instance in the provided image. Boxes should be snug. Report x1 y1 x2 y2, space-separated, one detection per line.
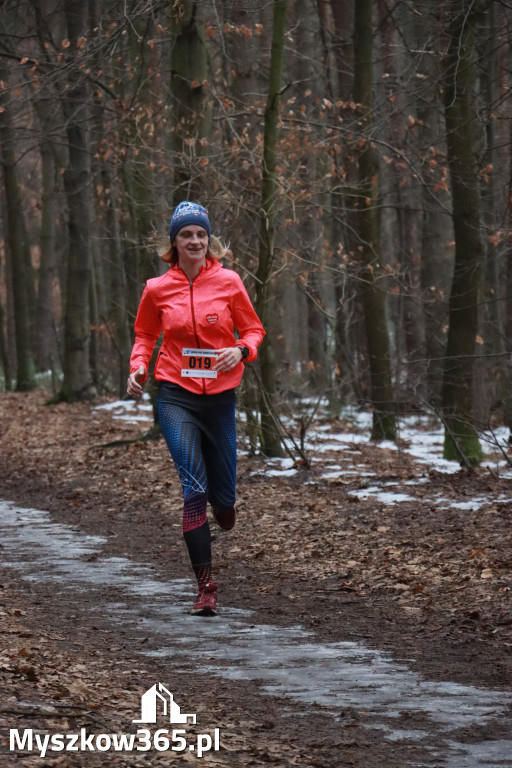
310 435 367 451
348 488 416 504
480 427 510 454
265 469 298 477
96 396 152 412
424 459 461 474
437 498 489 512
379 440 398 451
97 394 511 481
94 396 154 424
266 458 295 469
338 407 373 430
260 457 298 477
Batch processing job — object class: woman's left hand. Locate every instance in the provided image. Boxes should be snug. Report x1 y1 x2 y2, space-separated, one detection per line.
214 347 243 373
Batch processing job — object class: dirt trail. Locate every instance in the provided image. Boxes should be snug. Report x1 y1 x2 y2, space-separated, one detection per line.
1 392 512 767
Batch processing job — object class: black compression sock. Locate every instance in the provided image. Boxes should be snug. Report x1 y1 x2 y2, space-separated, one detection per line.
183 521 212 589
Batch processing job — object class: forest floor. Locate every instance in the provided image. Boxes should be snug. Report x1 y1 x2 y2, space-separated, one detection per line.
0 390 512 767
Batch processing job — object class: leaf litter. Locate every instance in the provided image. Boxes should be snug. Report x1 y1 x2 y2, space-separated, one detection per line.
0 391 511 767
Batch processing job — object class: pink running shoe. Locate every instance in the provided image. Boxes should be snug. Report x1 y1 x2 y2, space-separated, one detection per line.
212 505 236 531
191 582 218 616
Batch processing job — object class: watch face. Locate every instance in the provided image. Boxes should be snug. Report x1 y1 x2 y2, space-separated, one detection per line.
241 346 250 359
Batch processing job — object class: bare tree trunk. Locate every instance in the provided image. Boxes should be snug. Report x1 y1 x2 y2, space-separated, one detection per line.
254 0 287 457
58 0 94 401
0 290 11 389
170 0 210 203
420 198 453 406
0 63 36 392
33 99 59 376
352 0 396 440
504 9 512 433
479 0 510 424
413 1 454 407
323 0 354 101
89 245 100 391
321 0 362 405
293 0 332 394
0 175 13 390
378 0 426 405
218 0 266 452
103 161 132 397
441 0 484 465
119 7 161 315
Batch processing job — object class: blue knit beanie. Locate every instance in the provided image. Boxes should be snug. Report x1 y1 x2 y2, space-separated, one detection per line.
169 201 211 243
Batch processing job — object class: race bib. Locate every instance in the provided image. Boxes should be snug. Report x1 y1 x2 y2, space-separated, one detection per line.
181 348 218 379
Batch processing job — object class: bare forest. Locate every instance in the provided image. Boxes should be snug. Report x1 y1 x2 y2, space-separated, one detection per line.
1 0 512 466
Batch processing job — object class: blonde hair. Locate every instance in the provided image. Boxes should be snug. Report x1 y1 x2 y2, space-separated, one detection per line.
159 234 232 265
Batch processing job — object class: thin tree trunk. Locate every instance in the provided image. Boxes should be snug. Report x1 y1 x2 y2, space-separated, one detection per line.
352 0 396 440
378 0 426 404
441 0 484 465
58 0 94 401
120 8 160 310
413 1 454 407
222 0 266 450
0 191 13 389
89 247 100 391
254 0 287 457
480 0 509 422
34 100 58 375
322 0 362 406
0 291 11 389
0 63 36 392
170 0 210 203
104 161 132 397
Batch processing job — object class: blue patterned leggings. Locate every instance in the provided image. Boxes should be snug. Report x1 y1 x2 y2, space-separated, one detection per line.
157 383 237 587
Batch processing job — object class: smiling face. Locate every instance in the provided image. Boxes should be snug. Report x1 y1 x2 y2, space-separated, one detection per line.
174 225 209 271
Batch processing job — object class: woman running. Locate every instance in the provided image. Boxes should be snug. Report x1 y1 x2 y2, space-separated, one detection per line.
127 201 265 616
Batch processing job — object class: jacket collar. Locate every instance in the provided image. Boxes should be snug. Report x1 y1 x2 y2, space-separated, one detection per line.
171 258 222 282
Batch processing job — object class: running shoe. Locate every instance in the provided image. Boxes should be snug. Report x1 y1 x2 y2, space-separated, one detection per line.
211 505 236 531
191 582 218 616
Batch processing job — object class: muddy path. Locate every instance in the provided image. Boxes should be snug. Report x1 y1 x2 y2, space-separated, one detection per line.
1 392 512 767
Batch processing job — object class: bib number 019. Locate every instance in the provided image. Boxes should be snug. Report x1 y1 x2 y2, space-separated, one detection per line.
181 348 218 379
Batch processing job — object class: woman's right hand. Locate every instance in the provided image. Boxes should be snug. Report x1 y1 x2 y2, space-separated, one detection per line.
127 366 146 399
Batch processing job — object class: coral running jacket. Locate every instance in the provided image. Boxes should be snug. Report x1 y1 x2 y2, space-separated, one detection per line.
130 259 265 395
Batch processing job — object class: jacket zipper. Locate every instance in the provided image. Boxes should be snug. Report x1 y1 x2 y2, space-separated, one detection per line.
189 279 207 395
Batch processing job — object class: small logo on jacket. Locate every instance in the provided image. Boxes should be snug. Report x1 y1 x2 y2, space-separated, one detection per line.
206 313 218 325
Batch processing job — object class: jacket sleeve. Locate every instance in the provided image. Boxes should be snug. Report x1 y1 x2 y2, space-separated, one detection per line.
129 284 162 381
231 274 266 361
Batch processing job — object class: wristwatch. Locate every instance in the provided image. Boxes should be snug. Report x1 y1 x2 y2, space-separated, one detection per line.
237 345 250 360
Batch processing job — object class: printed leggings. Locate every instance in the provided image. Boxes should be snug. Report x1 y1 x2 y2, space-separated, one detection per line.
157 382 237 588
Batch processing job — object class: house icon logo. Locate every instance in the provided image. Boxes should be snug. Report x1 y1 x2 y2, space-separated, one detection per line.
132 683 196 725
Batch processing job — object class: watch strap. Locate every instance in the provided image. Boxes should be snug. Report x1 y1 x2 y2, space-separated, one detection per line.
236 345 250 360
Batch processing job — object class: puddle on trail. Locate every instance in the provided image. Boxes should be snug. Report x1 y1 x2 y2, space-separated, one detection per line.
1 501 511 768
